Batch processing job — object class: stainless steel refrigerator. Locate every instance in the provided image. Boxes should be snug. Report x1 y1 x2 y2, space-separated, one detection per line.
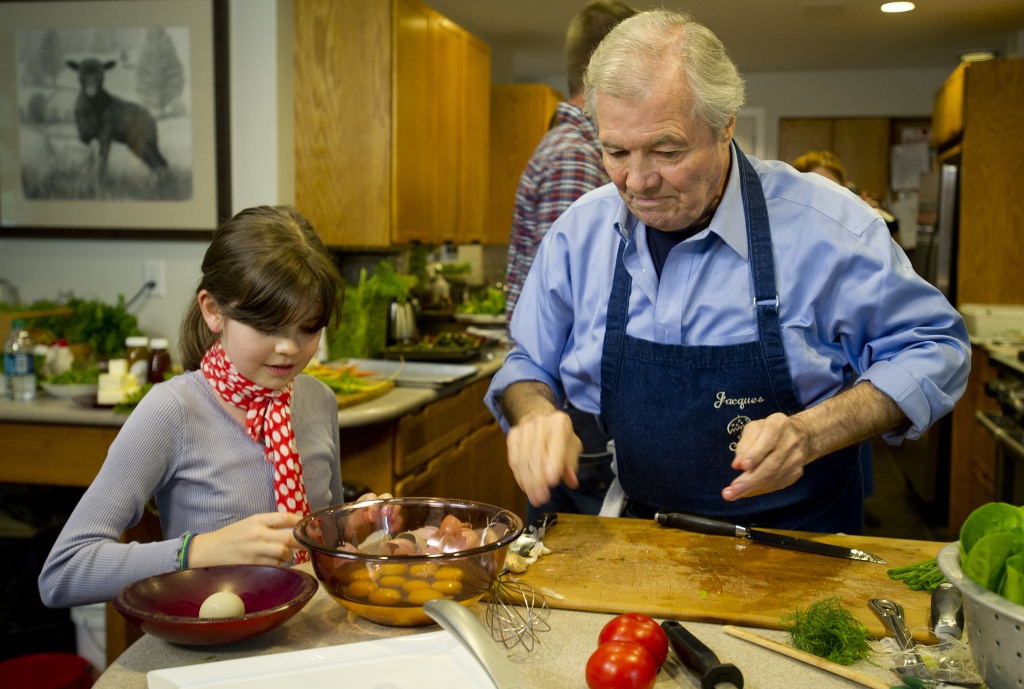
902 160 960 525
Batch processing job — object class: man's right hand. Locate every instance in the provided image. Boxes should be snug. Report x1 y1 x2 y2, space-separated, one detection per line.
506 412 583 508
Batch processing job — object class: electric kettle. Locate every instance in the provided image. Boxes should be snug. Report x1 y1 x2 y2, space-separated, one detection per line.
388 300 418 343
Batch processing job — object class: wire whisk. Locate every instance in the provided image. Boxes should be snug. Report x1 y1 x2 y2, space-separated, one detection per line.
484 512 558 651
486 569 551 651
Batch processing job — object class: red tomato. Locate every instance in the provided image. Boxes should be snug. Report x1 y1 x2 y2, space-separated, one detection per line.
598 613 669 668
585 641 657 689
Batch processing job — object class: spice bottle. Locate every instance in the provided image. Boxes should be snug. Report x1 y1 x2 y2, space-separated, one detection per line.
125 336 150 386
147 338 171 384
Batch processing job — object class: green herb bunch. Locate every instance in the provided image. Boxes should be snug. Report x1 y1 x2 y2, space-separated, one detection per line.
780 596 872 666
328 261 416 360
27 296 140 359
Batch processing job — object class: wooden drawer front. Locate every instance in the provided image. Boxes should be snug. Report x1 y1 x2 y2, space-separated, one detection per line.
339 422 396 497
395 386 473 475
464 422 526 516
394 440 469 499
470 377 493 429
4 422 119 487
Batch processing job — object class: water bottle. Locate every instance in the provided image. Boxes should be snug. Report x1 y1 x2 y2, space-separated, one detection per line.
4 319 36 401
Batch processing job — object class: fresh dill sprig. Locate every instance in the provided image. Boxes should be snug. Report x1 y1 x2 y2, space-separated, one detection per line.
780 596 872 666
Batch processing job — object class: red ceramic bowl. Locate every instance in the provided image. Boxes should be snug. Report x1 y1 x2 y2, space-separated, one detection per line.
295 498 523 626
111 565 318 645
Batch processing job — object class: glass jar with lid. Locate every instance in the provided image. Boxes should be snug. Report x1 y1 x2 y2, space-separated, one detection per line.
125 336 150 386
147 338 171 384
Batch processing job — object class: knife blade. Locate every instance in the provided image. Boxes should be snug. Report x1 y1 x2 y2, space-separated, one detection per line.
654 511 887 565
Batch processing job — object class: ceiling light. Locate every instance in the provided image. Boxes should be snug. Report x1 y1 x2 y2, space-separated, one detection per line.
959 50 997 63
880 2 915 12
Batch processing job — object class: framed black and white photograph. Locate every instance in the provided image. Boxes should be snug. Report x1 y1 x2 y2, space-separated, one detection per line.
0 0 229 237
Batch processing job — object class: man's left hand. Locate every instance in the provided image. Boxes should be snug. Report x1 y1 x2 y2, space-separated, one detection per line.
721 412 811 500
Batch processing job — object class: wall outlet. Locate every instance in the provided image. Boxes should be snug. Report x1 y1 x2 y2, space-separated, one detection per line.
142 260 166 298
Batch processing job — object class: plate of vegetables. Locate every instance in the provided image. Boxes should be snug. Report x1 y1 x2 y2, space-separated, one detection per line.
40 365 101 399
454 286 506 325
303 362 396 409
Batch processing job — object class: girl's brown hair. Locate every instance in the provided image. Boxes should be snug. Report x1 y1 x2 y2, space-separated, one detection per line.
179 205 343 371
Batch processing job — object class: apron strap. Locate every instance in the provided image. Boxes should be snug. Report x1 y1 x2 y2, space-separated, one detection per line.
735 143 803 415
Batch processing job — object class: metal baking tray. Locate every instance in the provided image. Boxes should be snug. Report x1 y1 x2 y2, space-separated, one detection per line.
338 359 477 388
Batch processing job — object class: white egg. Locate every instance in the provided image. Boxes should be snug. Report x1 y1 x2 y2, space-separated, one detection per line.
198 591 246 619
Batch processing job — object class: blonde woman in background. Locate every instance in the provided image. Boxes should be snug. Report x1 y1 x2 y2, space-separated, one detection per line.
793 150 901 242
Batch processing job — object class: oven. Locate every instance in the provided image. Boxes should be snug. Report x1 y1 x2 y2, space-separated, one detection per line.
977 355 1024 505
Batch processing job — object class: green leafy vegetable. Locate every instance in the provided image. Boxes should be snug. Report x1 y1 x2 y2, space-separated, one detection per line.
27 296 140 359
43 365 101 385
456 286 506 315
960 502 1024 555
958 501 1024 604
886 558 947 592
780 596 872 666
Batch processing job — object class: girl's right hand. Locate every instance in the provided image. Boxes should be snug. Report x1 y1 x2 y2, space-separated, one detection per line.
187 512 303 568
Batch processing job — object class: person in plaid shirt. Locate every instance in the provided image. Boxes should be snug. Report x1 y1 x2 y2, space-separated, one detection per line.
503 0 637 521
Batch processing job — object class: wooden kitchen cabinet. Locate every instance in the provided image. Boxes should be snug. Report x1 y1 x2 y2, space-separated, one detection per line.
948 349 999 534
936 59 1024 530
778 117 891 198
935 58 1024 306
486 84 563 245
294 0 491 247
456 32 492 244
931 64 965 150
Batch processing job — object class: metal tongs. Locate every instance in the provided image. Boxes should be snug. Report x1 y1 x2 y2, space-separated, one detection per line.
868 598 980 688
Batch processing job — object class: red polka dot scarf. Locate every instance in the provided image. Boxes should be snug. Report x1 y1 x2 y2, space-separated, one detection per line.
201 340 309 563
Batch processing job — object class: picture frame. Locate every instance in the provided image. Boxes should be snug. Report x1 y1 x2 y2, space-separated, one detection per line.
0 0 230 239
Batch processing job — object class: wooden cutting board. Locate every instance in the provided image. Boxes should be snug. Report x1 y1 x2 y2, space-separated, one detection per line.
335 380 395 409
516 514 945 642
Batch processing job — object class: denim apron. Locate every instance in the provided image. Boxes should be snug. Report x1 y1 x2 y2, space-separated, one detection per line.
599 146 863 533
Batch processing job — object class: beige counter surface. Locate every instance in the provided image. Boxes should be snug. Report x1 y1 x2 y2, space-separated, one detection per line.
93 563 902 689
0 351 505 431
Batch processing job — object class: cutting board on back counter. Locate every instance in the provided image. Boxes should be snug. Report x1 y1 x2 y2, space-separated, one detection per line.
517 514 944 642
335 380 394 409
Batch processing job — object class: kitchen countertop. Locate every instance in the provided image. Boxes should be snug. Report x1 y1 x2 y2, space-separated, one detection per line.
0 350 506 430
92 562 905 689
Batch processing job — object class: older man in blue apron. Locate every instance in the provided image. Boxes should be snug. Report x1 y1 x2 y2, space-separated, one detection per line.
486 10 970 534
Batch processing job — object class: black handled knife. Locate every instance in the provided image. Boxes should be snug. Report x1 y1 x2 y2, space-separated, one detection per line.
662 620 743 689
654 512 887 565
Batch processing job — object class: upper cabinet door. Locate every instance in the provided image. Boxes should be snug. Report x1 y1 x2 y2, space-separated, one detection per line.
295 0 392 246
456 32 492 244
486 84 562 246
393 0 436 245
294 0 491 248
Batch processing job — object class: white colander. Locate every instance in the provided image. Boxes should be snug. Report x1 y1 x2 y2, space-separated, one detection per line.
936 541 1024 689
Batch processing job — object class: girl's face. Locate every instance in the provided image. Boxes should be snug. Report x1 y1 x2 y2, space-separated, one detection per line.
199 290 322 390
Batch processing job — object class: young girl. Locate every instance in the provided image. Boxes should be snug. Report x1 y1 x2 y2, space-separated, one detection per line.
39 205 350 608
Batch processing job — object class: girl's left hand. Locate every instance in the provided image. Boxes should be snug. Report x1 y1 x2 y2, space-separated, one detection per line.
187 512 304 568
